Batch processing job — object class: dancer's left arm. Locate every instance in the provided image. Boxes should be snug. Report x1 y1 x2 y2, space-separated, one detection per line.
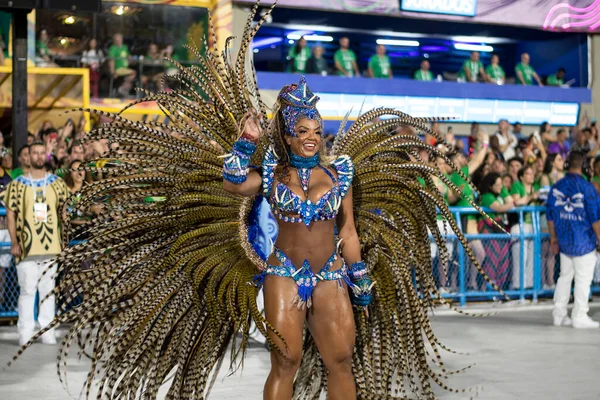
337 186 361 265
338 185 373 308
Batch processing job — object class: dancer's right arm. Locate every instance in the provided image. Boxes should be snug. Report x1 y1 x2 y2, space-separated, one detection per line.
223 170 262 197
223 114 263 197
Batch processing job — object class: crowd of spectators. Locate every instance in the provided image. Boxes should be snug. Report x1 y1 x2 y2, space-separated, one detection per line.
418 114 600 293
287 36 568 87
32 28 572 99
35 29 182 98
0 116 109 187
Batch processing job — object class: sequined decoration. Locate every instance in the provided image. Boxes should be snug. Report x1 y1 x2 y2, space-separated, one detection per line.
278 76 322 137
297 168 312 196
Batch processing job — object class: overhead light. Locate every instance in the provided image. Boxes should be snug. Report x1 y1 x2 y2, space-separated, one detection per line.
376 39 420 47
286 34 334 42
288 39 294 44
55 36 77 48
269 23 517 43
63 16 75 24
453 43 494 52
451 36 513 44
109 5 141 16
253 48 259 53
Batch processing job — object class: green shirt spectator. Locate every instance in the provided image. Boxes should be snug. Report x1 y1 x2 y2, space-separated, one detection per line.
547 68 566 86
480 192 501 219
510 180 540 223
288 41 311 74
450 166 478 222
459 60 484 82
334 49 357 77
515 63 535 85
450 166 475 207
334 37 359 77
414 69 433 81
547 74 563 86
486 64 505 82
485 54 504 84
478 173 515 227
414 60 433 81
368 55 391 78
10 167 24 179
458 52 485 82
36 29 55 66
368 45 391 78
36 40 50 58
515 53 542 86
109 43 131 71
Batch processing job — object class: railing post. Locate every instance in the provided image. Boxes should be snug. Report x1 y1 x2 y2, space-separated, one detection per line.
519 209 525 303
532 207 541 303
138 58 144 99
455 210 466 307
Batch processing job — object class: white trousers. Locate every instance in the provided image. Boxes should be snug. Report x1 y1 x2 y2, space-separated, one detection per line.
511 223 534 289
553 251 597 320
594 255 600 283
16 259 57 342
0 229 13 268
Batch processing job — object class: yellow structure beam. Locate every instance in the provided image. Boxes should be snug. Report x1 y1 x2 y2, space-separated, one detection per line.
0 66 90 130
211 0 232 52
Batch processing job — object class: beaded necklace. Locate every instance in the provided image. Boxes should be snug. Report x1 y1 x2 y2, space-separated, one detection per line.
290 153 320 196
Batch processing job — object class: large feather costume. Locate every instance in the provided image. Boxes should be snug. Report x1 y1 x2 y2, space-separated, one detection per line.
11 2 502 399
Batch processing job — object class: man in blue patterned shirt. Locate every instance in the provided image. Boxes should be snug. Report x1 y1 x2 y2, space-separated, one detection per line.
547 151 600 329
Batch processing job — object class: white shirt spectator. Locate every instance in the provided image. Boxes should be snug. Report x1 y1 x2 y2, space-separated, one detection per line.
495 131 517 160
81 48 105 70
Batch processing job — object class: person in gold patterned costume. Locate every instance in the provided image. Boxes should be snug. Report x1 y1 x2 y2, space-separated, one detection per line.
2 142 69 346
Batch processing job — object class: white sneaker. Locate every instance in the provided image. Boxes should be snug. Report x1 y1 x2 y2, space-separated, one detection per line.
572 315 600 329
41 335 57 345
19 336 34 347
553 316 572 327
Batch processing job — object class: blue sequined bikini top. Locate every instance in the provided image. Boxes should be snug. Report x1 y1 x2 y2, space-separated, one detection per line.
261 146 354 226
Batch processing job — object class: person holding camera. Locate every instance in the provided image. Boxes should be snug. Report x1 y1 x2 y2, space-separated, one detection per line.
547 151 600 328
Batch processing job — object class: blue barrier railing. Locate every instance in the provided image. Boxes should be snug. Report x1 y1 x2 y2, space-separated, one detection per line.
436 205 600 306
1 205 599 318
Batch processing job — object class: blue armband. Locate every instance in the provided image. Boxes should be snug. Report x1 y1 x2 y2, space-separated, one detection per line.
348 261 373 307
222 139 257 184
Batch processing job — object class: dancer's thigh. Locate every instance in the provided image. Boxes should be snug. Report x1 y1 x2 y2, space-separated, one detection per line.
263 275 306 358
307 281 355 365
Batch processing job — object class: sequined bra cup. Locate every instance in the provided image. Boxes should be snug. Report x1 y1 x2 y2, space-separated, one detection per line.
261 146 354 226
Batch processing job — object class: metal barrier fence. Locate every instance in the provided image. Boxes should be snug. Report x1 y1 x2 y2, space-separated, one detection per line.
434 206 600 306
2 205 600 317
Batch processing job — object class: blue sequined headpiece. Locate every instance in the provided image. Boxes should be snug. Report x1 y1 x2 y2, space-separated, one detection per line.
278 76 322 137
